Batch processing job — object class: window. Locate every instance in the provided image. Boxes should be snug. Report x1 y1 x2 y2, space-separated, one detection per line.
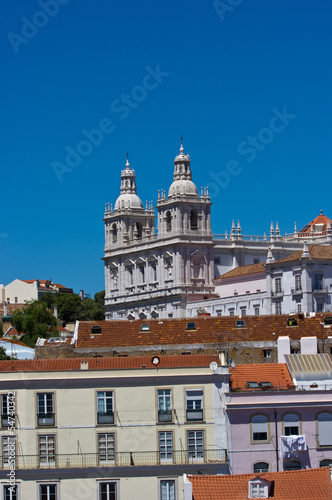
297 304 302 313
38 435 55 466
160 479 175 500
283 413 300 436
126 266 133 286
317 412 332 446
295 275 301 291
99 482 117 500
97 391 114 424
3 485 17 500
186 390 203 421
141 323 150 331
247 382 259 389
216 310 222 316
249 481 268 498
166 211 172 232
39 484 57 500
236 320 245 328
315 274 323 290
251 415 269 442
1 394 11 427
111 223 117 243
229 308 234 316
139 265 145 284
284 460 301 471
187 430 204 460
14 297 18 304
287 318 298 327
263 349 271 358
186 322 196 330
240 307 247 316
150 263 157 282
159 431 173 462
158 390 172 422
190 210 198 230
254 258 259 264
37 393 54 426
275 302 282 315
275 278 282 293
320 459 332 467
2 436 15 468
253 462 269 473
135 222 142 239
98 433 115 464
255 307 260 316
291 348 300 354
317 302 324 312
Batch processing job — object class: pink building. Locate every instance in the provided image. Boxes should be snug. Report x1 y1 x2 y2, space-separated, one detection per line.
226 364 332 474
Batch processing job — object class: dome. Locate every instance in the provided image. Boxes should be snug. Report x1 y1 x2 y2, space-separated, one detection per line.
168 140 199 198
114 156 144 211
114 193 143 210
168 179 199 197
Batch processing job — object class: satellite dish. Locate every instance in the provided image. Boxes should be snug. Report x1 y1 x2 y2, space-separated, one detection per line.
152 356 160 365
209 361 218 372
229 358 235 369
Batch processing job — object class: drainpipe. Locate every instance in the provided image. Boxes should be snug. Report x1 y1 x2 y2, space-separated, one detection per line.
274 410 279 471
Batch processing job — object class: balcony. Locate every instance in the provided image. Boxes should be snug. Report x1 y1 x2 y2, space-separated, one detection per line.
271 290 284 297
37 413 55 426
158 410 172 423
312 287 328 294
1 449 227 470
291 287 302 295
186 409 204 422
97 411 114 425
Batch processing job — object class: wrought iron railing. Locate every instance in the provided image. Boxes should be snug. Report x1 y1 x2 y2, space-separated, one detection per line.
0 449 227 470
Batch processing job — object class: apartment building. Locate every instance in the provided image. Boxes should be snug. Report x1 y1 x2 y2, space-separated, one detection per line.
0 355 229 500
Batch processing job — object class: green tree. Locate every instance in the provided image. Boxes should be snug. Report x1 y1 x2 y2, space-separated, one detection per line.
0 346 11 360
12 309 25 333
19 301 58 347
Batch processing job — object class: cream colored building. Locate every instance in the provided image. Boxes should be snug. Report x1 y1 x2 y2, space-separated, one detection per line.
0 355 229 500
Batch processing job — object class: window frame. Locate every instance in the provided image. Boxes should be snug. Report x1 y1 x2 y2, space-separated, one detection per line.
158 431 173 463
3 484 19 500
1 394 13 428
157 389 172 423
38 483 58 500
97 481 118 500
96 391 115 425
2 435 16 469
158 478 177 500
38 434 56 467
282 412 301 436
98 432 116 465
316 411 332 447
284 459 301 471
253 461 270 473
37 393 55 427
250 414 270 444
187 429 204 462
185 388 204 422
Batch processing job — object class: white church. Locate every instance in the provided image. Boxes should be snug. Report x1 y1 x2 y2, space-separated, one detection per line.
104 142 332 320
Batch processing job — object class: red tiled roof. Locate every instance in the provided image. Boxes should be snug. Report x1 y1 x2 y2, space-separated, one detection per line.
215 263 266 280
189 467 332 500
75 314 332 349
230 363 294 391
274 245 332 264
0 354 221 372
3 326 20 337
299 212 332 234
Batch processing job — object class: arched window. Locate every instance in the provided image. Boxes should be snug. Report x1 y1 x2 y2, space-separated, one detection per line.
190 209 198 230
284 460 301 471
166 211 172 232
317 412 332 446
253 462 269 473
320 459 332 467
111 223 117 243
283 413 300 436
135 222 143 239
251 414 269 442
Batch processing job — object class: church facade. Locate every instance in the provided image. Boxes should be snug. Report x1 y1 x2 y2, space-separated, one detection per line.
104 143 332 320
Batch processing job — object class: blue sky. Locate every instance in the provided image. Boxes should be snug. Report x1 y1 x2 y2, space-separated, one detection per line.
1 0 332 296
